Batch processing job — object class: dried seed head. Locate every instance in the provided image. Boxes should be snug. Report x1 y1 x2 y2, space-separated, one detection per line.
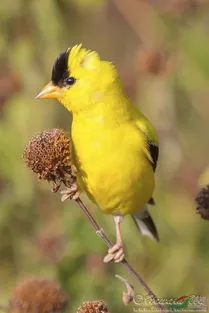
195 185 209 220
8 278 69 313
76 300 109 313
23 129 73 190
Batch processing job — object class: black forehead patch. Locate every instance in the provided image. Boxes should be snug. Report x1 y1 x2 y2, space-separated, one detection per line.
51 50 70 86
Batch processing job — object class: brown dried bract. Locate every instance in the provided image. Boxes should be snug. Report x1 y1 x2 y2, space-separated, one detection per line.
115 274 134 305
23 129 74 191
8 278 69 313
76 300 109 313
195 184 209 220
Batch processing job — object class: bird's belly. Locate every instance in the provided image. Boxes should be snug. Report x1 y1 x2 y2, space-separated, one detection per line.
75 144 154 216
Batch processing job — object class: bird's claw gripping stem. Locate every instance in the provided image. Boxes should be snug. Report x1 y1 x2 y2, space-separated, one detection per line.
103 243 125 263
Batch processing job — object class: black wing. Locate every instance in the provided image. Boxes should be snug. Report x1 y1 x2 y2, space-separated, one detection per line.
147 143 158 205
148 197 155 205
147 141 159 172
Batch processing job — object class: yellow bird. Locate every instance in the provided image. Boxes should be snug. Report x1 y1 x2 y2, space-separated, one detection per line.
36 44 159 263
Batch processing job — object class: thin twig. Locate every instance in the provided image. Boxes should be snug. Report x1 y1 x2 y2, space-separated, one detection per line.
75 197 165 312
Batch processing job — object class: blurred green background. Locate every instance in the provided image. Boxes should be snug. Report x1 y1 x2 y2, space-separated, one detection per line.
0 0 209 312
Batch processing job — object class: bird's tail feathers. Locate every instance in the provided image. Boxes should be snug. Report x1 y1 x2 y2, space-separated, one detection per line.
132 206 159 242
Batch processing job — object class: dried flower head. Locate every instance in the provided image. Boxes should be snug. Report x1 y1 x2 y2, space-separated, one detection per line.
76 300 109 313
23 129 74 191
195 184 209 220
8 278 69 313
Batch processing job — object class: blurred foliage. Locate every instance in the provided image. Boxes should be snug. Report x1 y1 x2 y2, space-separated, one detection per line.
0 0 209 312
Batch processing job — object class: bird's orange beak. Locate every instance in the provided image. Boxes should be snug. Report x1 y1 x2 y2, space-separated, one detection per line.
35 81 61 99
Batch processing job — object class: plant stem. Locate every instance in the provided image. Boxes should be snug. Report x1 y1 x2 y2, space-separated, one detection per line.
75 197 165 312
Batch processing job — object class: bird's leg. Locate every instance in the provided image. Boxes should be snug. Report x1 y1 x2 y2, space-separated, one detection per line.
103 215 125 263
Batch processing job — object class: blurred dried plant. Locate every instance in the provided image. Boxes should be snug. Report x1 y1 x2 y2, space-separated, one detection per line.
137 48 172 76
85 253 106 276
33 232 67 263
195 184 209 220
8 278 69 313
0 69 22 109
76 300 109 313
149 0 207 15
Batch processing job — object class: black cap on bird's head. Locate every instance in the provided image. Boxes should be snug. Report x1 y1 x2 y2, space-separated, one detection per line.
51 50 69 86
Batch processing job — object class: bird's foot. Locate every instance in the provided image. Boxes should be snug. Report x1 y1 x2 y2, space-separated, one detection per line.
60 183 79 201
103 243 125 263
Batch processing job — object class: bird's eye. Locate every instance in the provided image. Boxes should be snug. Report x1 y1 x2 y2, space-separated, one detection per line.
64 77 76 86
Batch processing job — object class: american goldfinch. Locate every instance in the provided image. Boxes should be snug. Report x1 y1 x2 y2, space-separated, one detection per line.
36 44 159 263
